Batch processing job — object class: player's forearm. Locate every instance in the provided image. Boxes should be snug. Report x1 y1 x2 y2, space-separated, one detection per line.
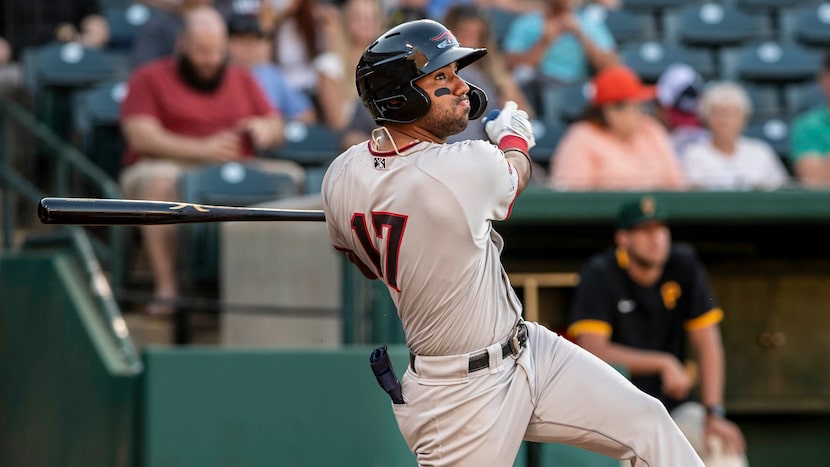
578 336 674 376
690 326 726 407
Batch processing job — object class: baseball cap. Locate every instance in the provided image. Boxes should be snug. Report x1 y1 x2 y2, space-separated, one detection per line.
227 14 263 37
616 195 667 230
590 65 656 106
656 63 703 115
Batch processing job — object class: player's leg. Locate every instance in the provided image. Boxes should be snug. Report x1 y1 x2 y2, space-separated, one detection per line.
392 349 534 467
520 322 703 467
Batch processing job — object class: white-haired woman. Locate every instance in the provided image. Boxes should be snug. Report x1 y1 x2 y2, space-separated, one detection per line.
682 81 789 190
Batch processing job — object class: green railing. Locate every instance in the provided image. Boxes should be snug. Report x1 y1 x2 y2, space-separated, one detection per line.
0 96 124 285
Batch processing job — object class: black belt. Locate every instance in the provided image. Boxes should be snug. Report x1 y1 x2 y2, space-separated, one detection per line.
409 323 527 374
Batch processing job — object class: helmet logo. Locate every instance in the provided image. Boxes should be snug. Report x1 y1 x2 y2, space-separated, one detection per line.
430 30 459 49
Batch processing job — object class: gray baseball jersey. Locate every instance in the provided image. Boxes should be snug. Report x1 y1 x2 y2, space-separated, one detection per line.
322 138 522 356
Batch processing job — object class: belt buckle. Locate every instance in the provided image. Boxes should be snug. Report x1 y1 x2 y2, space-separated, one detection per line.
508 323 526 356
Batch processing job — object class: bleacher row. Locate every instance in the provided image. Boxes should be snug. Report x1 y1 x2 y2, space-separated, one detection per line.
18 0 830 191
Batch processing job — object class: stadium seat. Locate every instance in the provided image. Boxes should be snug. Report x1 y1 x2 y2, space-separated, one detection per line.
619 0 689 12
732 41 822 83
620 41 717 83
529 121 566 166
744 117 791 159
177 163 301 289
271 122 341 167
663 3 773 48
779 3 830 48
558 80 592 123
22 41 128 140
734 0 819 11
105 4 153 51
582 4 657 45
742 82 784 121
784 80 825 116
73 80 129 180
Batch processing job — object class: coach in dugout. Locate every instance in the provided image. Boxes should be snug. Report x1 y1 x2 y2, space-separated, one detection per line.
119 5 303 315
567 195 749 466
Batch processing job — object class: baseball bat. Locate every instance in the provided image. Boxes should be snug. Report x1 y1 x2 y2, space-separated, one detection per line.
38 197 326 225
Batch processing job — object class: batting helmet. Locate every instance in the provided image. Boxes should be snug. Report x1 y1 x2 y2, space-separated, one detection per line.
356 19 488 124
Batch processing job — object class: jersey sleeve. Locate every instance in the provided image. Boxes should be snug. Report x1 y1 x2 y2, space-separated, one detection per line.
567 256 616 338
678 246 724 331
445 140 520 222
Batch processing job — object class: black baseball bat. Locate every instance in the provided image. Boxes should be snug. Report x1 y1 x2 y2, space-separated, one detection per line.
38 197 326 225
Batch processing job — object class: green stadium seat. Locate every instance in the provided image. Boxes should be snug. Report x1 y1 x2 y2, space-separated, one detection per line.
664 3 773 48
784 80 825 117
73 80 129 181
780 3 830 48
620 41 717 83
732 41 822 83
583 4 657 45
105 4 154 51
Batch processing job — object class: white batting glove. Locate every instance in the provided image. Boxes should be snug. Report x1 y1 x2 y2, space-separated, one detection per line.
482 101 536 150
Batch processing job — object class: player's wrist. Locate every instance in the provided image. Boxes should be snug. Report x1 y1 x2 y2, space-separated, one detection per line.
499 135 529 154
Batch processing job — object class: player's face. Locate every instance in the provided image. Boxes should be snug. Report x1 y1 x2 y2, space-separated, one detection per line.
415 63 471 140
622 221 671 268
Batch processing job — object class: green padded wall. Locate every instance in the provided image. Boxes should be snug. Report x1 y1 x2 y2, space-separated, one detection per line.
0 253 138 467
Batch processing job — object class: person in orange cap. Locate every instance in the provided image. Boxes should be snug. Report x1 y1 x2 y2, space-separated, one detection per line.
549 64 687 190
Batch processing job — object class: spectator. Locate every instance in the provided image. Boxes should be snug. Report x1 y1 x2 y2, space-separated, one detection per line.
119 6 302 315
443 4 534 143
227 13 315 123
314 0 384 131
567 196 748 467
130 0 216 69
0 0 109 94
683 81 789 191
549 64 685 190
789 48 830 188
502 0 617 87
655 62 708 157
260 0 332 99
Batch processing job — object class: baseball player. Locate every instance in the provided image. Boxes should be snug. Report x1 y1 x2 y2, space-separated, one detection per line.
567 196 747 465
321 19 703 467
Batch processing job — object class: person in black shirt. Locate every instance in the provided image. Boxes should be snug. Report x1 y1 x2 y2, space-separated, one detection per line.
568 195 748 466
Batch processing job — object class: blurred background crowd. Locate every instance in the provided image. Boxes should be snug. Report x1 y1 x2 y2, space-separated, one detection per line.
2 0 830 309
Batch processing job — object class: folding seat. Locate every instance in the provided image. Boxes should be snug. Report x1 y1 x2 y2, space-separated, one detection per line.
620 41 717 83
784 80 825 117
733 41 822 83
104 3 153 51
779 3 830 48
744 117 791 159
73 80 129 180
582 4 657 45
663 3 773 47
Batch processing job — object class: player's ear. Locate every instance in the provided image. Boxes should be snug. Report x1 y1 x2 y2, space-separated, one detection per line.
614 230 628 248
466 81 488 120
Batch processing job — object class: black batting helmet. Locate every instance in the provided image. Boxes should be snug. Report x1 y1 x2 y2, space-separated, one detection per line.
355 19 488 124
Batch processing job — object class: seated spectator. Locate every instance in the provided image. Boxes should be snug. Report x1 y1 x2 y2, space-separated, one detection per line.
655 63 708 157
119 6 303 315
683 81 789 191
549 65 685 191
0 0 109 94
227 13 315 123
444 4 534 143
314 0 384 131
568 196 748 466
260 0 332 100
789 48 830 188
130 0 215 69
502 0 617 87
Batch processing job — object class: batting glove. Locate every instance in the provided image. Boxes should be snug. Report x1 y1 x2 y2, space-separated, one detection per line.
482 101 536 151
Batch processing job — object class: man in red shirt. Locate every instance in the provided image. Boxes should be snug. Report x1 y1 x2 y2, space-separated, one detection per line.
120 6 302 315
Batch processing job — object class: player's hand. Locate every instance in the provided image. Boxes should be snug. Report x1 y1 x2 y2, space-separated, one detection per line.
705 415 746 456
659 355 692 400
483 101 536 150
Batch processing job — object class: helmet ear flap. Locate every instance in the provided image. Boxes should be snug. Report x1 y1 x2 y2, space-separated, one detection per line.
466 81 488 121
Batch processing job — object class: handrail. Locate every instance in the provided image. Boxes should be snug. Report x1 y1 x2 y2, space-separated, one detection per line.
0 96 124 286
